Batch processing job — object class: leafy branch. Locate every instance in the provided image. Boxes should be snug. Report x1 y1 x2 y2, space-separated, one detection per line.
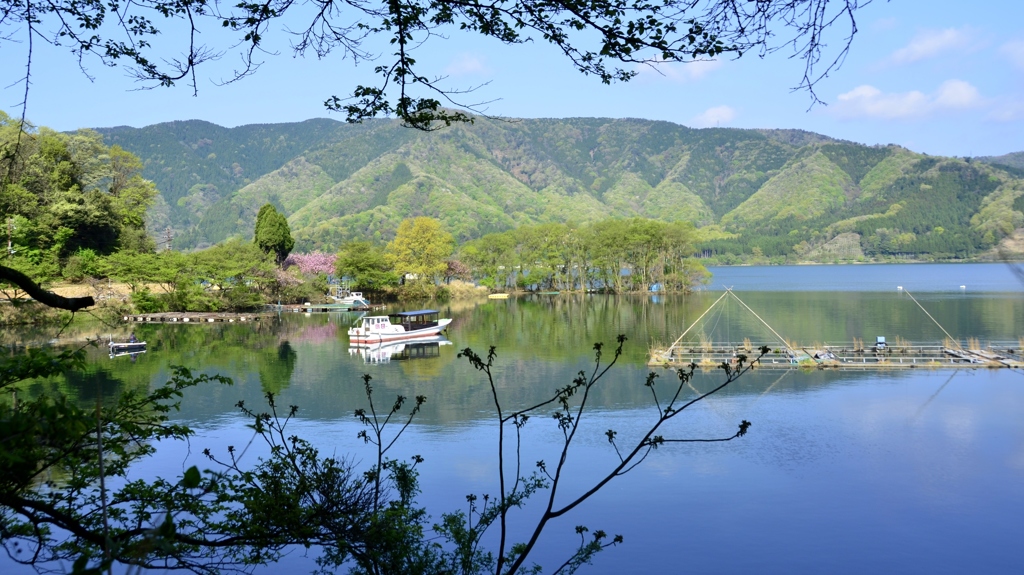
456 337 768 574
2 0 868 129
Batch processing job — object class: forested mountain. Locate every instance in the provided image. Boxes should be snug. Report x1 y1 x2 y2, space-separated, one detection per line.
978 152 1024 172
95 117 1024 261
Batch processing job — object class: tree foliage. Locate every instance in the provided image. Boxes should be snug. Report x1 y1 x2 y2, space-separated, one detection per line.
336 240 401 291
284 251 338 276
460 218 708 292
2 1 867 129
0 113 158 303
386 217 455 284
0 113 156 257
253 204 295 266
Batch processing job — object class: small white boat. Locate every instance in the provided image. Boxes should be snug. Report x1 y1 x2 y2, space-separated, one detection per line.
109 340 147 352
331 291 372 307
109 340 147 359
348 310 452 344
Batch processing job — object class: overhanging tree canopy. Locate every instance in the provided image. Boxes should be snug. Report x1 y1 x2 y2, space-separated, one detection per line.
2 0 867 129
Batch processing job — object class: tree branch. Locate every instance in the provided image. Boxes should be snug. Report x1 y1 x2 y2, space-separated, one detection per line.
0 264 94 311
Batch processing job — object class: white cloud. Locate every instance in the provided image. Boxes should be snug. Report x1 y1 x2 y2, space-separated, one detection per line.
832 80 981 119
933 79 981 108
887 28 972 65
636 57 722 83
999 40 1024 70
444 54 490 77
691 105 736 128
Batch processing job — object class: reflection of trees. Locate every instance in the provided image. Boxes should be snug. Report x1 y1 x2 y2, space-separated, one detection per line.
5 318 309 409
8 295 1022 427
292 321 339 344
259 341 297 394
446 292 1024 368
396 344 455 380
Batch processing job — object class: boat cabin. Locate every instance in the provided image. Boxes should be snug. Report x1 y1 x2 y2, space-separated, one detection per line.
388 309 441 331
358 316 394 332
876 336 887 351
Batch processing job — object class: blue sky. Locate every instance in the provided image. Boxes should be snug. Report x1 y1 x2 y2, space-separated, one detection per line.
2 0 1022 157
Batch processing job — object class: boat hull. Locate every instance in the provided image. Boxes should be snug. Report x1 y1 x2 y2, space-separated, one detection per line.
348 319 452 344
109 342 146 351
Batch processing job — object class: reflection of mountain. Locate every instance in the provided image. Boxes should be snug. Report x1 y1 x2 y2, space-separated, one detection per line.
350 336 453 364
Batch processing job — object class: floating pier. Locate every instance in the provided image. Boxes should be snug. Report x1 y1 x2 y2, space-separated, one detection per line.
651 288 1024 370
265 303 386 313
123 312 268 323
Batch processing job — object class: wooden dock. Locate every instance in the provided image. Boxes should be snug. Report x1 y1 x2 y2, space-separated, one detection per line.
649 341 1024 370
124 312 268 323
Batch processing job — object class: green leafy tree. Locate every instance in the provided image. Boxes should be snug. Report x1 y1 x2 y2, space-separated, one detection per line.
460 231 517 289
385 217 455 284
104 251 163 293
253 203 294 266
0 114 158 291
336 240 400 291
104 145 159 253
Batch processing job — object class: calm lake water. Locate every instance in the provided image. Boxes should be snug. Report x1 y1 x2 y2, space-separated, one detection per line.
7 263 1024 574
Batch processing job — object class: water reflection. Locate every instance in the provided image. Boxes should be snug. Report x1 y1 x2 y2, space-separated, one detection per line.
349 335 453 364
5 268 1023 574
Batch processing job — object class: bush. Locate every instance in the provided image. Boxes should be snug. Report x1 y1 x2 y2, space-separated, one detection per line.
396 282 442 301
165 283 220 312
222 285 264 311
446 280 488 299
131 288 165 313
433 286 451 302
311 273 330 296
62 249 100 282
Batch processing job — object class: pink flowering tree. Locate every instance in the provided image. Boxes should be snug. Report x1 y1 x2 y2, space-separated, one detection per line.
283 252 337 277
444 259 472 284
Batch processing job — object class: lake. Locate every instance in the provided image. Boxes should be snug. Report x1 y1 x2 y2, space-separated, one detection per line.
6 263 1024 574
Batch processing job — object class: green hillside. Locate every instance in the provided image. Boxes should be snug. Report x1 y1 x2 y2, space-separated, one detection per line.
978 151 1024 172
95 117 1024 261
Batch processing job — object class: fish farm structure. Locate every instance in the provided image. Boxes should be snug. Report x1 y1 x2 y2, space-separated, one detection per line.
650 289 1023 370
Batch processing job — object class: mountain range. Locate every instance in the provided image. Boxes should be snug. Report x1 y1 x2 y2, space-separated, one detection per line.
95 117 1024 260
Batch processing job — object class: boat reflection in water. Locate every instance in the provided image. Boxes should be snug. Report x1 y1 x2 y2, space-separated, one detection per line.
349 335 453 364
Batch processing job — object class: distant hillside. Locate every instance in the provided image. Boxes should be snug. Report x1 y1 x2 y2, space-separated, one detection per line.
96 117 1024 260
977 151 1024 171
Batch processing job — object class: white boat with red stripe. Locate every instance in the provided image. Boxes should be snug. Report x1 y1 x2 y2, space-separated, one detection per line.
348 309 452 344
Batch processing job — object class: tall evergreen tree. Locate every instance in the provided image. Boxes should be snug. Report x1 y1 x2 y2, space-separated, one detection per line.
253 203 294 265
